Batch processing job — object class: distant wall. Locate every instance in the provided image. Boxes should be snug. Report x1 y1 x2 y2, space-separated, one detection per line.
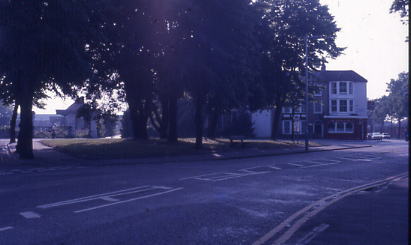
252 110 272 138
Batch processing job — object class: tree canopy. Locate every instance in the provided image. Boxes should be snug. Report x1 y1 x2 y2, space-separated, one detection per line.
0 0 343 157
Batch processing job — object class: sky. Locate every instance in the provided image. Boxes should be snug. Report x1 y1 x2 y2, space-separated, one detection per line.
34 0 409 114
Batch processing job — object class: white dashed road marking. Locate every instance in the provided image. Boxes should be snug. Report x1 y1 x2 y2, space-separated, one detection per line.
287 162 304 167
20 211 41 219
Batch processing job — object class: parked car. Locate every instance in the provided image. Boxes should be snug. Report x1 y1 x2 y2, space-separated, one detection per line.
367 132 383 140
382 133 390 139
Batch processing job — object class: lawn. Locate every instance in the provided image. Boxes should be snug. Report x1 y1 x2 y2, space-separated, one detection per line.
40 138 320 160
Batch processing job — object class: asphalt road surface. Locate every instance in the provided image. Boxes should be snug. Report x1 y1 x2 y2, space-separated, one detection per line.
0 140 408 245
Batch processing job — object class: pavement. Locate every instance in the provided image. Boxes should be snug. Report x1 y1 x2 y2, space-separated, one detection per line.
0 139 408 244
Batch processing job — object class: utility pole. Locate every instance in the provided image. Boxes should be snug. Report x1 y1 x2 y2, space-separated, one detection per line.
304 36 309 151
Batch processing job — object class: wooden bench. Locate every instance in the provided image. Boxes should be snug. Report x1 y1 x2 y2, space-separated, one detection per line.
228 135 246 147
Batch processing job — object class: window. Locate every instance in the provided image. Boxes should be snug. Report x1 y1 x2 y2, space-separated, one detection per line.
339 82 347 94
283 120 291 135
328 122 335 133
328 121 354 133
331 100 337 112
331 82 337 94
301 121 307 134
339 100 348 112
349 100 354 112
349 82 353 94
313 102 322 114
345 122 353 132
282 107 291 113
336 122 344 132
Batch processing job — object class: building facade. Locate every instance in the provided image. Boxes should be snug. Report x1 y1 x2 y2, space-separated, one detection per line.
252 69 368 140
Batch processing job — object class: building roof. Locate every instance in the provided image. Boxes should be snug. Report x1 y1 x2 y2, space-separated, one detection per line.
56 99 84 116
313 70 367 83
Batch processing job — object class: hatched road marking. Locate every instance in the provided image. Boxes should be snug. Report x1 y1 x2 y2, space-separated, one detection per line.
36 185 183 213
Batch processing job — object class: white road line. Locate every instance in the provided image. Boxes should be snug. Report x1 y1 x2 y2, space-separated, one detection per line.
74 187 184 213
241 166 273 173
270 166 282 170
180 172 227 180
37 185 151 209
0 226 13 232
327 159 342 163
100 196 119 202
20 211 41 219
301 163 339 168
287 163 304 167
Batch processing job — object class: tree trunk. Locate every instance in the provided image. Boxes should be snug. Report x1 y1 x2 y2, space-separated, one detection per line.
167 95 178 143
206 107 220 139
291 109 295 143
159 96 169 139
271 100 283 140
9 100 19 144
194 95 205 149
398 117 402 139
127 100 149 140
16 87 34 159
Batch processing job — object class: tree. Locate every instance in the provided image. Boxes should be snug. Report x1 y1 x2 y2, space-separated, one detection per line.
255 0 344 139
161 0 264 148
386 72 409 137
0 101 12 128
390 0 409 23
369 97 390 133
0 1 96 158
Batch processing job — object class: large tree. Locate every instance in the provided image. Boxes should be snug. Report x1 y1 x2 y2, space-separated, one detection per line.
162 0 264 148
386 72 409 137
390 0 409 23
255 0 344 139
0 1 95 158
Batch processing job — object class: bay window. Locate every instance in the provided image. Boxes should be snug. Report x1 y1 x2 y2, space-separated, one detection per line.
328 121 355 133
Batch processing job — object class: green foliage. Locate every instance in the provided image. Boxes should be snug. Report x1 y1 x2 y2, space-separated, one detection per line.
0 101 12 127
386 72 409 120
222 110 255 138
390 0 409 22
255 0 344 108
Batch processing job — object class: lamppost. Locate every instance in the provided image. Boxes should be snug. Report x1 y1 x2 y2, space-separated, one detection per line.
304 36 309 151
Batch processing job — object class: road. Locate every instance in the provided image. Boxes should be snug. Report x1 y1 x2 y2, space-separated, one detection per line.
0 140 408 245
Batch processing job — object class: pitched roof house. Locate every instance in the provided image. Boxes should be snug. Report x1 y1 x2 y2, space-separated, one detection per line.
252 67 368 140
56 98 98 138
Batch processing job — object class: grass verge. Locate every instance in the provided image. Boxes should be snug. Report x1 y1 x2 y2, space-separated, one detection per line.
40 138 320 160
